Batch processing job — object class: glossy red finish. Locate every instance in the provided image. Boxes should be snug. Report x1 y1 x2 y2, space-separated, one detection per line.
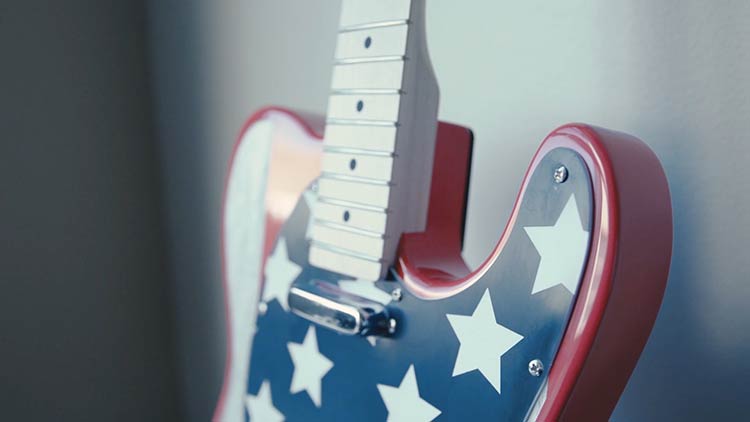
399 124 672 421
548 126 672 422
397 122 474 285
215 107 323 422
216 107 672 422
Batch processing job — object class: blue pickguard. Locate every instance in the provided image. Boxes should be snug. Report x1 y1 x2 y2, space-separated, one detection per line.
246 148 592 421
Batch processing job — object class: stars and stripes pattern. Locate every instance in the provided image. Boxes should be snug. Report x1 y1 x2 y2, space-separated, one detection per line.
244 151 592 421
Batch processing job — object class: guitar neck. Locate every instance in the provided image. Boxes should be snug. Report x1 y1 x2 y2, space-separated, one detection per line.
309 0 439 281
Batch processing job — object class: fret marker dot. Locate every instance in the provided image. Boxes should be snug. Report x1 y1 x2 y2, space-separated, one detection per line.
343 211 350 222
364 36 372 49
356 100 364 112
349 159 357 170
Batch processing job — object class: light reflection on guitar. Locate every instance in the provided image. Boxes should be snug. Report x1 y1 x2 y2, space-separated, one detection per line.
214 1 672 421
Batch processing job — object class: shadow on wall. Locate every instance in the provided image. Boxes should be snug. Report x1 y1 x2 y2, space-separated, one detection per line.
612 1 750 421
145 0 750 421
148 1 228 421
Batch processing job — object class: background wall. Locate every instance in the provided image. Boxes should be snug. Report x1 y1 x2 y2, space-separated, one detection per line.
0 1 178 421
152 0 747 421
8 2 745 421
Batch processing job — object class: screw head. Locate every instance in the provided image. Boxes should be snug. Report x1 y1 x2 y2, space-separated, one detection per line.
258 301 268 316
528 359 544 377
387 318 397 335
391 288 403 302
553 165 568 184
310 181 319 193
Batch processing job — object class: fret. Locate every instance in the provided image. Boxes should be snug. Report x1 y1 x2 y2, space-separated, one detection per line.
310 0 436 280
322 151 395 181
339 0 411 29
327 93 402 122
323 146 394 157
313 201 388 233
309 222 385 258
314 219 384 237
335 24 409 60
331 60 405 90
331 89 402 95
324 124 398 152
317 177 391 208
326 118 397 127
316 196 387 213
334 56 406 65
339 20 409 33
309 244 383 280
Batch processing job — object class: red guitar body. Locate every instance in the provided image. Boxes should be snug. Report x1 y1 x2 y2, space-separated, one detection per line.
215 107 672 421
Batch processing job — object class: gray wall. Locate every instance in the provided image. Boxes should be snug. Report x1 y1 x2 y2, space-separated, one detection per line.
147 1 750 421
0 1 178 421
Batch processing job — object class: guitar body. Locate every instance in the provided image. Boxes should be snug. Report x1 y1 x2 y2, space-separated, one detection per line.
215 107 672 421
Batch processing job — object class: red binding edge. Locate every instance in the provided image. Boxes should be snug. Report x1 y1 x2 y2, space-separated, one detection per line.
216 107 672 422
214 107 324 421
397 123 672 421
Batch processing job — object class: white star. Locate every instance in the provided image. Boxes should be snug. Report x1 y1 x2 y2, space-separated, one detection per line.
287 326 333 407
263 237 302 311
377 365 441 422
447 289 524 395
245 380 284 422
523 195 589 295
303 188 317 241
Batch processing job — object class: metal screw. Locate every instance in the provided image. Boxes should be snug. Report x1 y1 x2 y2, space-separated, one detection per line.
391 288 403 302
258 301 268 316
387 318 397 335
553 165 568 184
310 181 319 193
528 359 544 377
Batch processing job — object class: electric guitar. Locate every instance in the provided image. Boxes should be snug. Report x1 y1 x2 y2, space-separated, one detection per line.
214 1 672 421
